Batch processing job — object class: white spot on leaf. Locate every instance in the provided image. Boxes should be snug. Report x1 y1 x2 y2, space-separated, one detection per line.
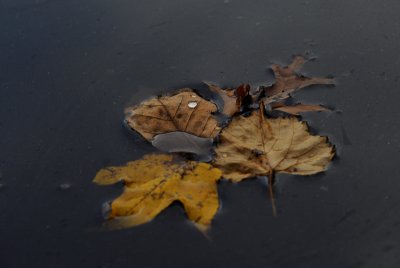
188 101 198 108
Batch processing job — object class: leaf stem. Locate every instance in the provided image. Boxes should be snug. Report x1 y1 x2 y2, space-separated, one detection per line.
260 101 276 215
267 170 277 217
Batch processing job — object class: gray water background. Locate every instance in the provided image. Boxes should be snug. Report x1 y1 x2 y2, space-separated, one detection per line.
1 0 400 267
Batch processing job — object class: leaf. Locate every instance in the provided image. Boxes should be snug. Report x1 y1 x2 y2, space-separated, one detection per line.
125 90 220 141
206 82 251 116
214 110 335 182
271 102 330 115
235 84 252 108
93 154 222 231
260 56 334 104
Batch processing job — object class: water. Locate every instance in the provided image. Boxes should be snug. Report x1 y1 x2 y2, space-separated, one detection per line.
58 183 71 191
188 101 198 108
1 0 400 267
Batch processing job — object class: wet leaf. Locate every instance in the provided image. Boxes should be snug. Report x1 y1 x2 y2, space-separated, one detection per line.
206 82 237 116
260 56 334 104
271 102 330 115
93 154 222 231
206 82 251 116
214 110 335 182
125 90 220 141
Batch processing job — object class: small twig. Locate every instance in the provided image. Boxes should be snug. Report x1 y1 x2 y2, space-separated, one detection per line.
259 100 265 120
259 100 272 133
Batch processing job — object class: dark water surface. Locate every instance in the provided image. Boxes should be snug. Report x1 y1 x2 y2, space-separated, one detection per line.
1 0 400 267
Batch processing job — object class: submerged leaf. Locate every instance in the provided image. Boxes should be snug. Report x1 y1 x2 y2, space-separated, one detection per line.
260 56 334 104
93 154 222 231
152 132 214 161
214 110 335 182
125 90 220 141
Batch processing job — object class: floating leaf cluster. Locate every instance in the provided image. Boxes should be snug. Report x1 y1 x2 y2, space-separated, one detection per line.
93 56 336 232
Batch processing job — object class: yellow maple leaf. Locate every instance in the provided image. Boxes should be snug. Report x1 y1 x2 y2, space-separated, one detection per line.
93 154 222 232
214 111 335 182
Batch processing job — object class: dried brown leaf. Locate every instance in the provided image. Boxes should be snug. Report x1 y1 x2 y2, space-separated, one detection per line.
206 82 238 116
261 56 334 104
125 90 220 141
206 82 251 116
214 110 335 182
271 102 330 115
235 84 251 108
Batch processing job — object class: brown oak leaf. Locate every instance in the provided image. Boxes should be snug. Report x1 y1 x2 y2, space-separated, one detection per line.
260 56 334 104
271 102 330 115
